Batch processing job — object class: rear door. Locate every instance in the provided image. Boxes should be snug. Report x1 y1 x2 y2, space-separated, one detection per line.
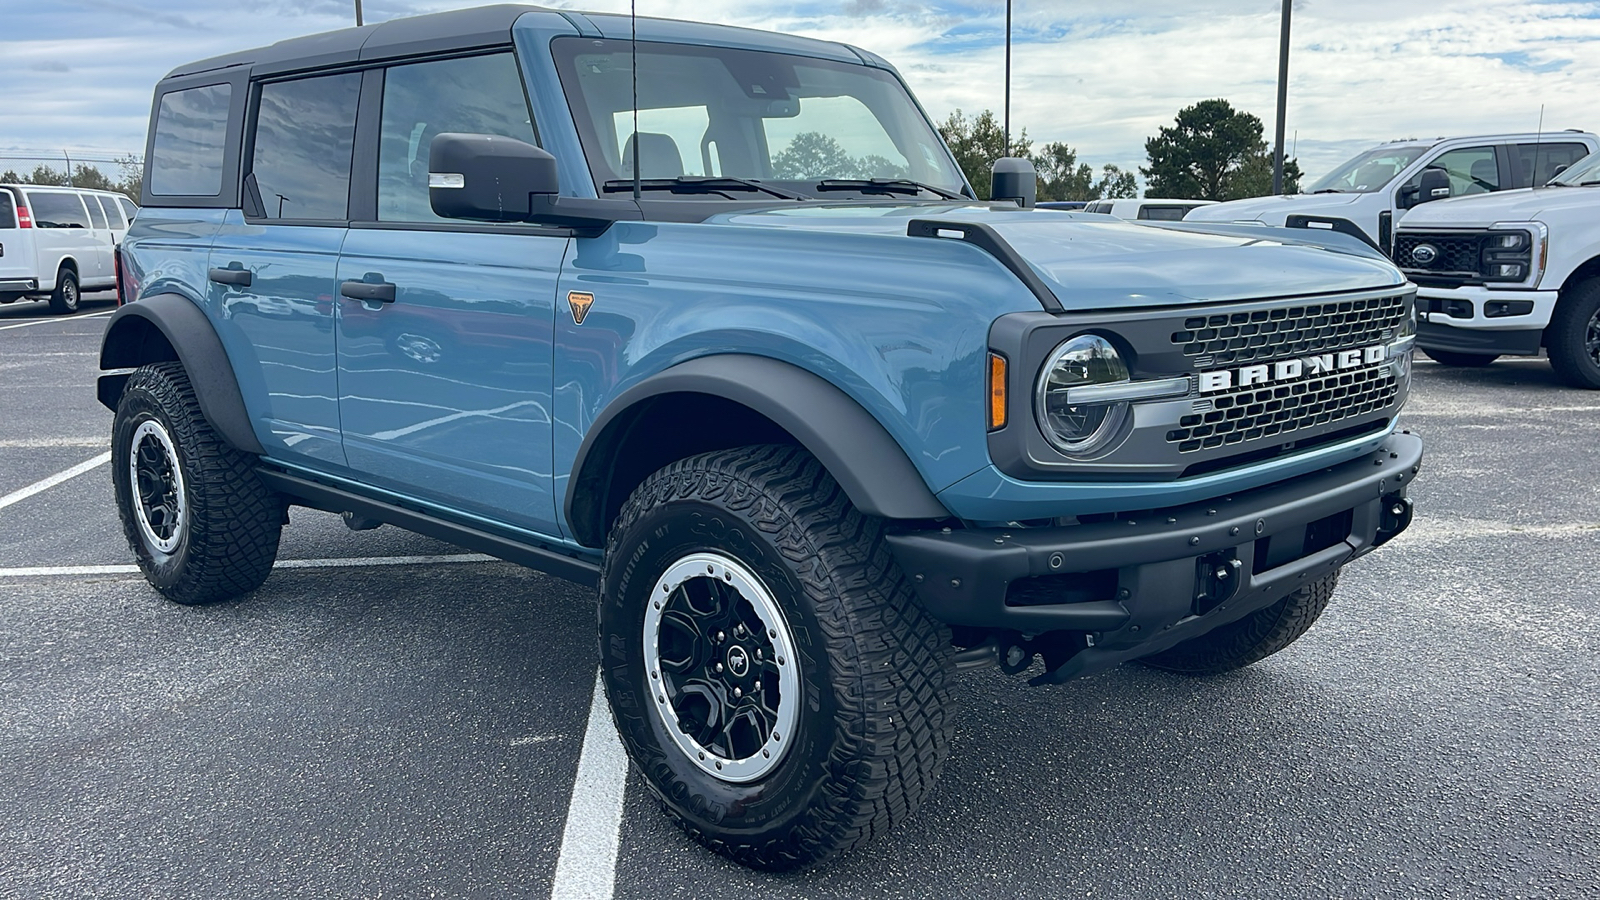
334 51 567 533
0 189 31 295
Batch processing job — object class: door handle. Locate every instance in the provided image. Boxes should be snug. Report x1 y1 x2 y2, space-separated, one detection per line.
340 279 396 303
208 266 252 287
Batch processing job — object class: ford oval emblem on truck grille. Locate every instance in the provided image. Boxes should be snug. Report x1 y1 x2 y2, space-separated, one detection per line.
1411 244 1439 265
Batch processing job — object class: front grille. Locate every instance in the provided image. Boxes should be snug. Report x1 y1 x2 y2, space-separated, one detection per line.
1393 232 1484 274
1165 364 1399 453
1168 294 1407 367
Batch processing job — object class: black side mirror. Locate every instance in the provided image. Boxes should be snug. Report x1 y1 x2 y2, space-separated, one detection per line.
428 133 558 222
1417 167 1451 204
991 157 1037 208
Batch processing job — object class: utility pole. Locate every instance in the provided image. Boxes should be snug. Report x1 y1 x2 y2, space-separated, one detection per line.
1272 0 1291 195
354 0 363 26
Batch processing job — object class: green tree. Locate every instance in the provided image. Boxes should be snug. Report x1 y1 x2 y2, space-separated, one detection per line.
771 132 856 180
937 109 1029 200
1031 141 1139 200
69 164 114 191
1141 99 1300 200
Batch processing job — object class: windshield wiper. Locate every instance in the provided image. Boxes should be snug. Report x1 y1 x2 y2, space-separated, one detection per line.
1311 188 1347 194
1578 179 1600 187
814 178 962 200
601 176 808 200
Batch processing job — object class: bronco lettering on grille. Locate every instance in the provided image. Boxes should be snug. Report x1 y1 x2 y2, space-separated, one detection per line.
1198 344 1386 393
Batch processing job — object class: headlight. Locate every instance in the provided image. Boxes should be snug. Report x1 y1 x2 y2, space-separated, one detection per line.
1483 222 1548 286
1035 334 1131 455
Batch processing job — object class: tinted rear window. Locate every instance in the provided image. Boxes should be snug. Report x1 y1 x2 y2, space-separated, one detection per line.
84 194 109 229
0 191 15 229
28 192 91 228
118 196 139 223
149 83 233 196
1516 141 1590 186
250 73 360 220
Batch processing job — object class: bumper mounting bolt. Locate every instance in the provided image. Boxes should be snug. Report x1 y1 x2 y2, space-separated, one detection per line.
1189 536 1200 545
1229 526 1240 536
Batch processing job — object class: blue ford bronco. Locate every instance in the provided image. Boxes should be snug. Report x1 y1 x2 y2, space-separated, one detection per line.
100 4 1423 869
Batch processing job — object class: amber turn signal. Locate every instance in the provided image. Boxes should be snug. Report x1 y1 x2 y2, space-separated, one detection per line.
988 352 1008 430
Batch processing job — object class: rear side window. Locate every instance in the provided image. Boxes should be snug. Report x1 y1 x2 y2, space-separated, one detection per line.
377 53 536 222
28 192 91 228
0 191 15 229
250 73 361 220
149 83 233 196
118 196 139 223
103 196 128 229
1515 141 1590 186
84 194 108 229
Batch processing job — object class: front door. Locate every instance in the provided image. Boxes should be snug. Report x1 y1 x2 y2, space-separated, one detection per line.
334 51 567 534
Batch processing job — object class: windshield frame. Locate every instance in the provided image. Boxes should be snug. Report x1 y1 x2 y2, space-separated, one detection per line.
1547 149 1600 186
550 36 970 201
1306 144 1429 194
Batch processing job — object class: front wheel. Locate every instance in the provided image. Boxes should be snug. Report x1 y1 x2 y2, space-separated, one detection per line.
1546 278 1600 389
1139 572 1339 675
112 361 284 604
1421 347 1499 367
599 445 954 870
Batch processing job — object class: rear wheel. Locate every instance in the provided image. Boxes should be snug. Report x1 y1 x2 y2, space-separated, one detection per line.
1139 572 1339 675
112 361 283 604
1547 278 1600 389
1422 348 1498 367
600 445 954 870
48 268 79 314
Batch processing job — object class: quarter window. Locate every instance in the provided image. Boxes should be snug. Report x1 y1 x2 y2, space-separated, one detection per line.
251 73 361 220
27 192 91 229
149 83 233 196
377 53 535 223
84 194 108 230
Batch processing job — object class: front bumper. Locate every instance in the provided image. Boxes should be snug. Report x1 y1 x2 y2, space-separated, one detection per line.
885 431 1423 682
1414 285 1556 356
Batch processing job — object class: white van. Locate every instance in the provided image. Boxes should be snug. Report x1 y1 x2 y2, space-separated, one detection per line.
0 185 138 314
1185 132 1598 253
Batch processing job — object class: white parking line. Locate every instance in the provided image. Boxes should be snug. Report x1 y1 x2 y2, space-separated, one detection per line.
0 451 111 511
551 671 629 900
0 310 114 331
0 553 499 578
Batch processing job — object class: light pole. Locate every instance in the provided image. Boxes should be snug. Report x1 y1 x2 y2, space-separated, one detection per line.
354 0 363 26
1271 0 1291 194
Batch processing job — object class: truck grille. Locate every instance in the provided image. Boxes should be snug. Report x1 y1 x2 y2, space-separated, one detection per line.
1165 364 1399 453
1169 294 1407 367
1392 233 1483 274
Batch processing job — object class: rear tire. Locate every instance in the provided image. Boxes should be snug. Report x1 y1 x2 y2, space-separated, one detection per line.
1546 278 1600 389
599 445 954 870
48 268 79 314
1139 572 1339 675
112 361 283 604
1422 348 1498 367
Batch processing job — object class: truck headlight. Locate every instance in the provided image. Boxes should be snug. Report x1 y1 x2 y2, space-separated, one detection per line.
1483 222 1548 286
1035 334 1131 455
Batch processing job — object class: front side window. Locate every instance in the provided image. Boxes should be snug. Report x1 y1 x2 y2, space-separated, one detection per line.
149 83 232 196
251 73 361 220
1419 146 1498 197
84 194 108 230
27 192 91 228
1307 146 1427 194
1515 141 1589 186
553 38 963 197
117 196 139 223
378 53 536 223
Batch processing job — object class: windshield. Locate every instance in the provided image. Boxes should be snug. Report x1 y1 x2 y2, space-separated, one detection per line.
1306 145 1428 193
552 38 966 199
1548 149 1600 186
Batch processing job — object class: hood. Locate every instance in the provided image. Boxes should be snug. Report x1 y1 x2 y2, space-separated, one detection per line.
716 203 1404 310
1399 185 1600 227
1182 192 1365 224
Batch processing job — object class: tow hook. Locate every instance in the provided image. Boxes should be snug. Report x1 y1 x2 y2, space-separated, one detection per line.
1194 550 1242 616
1375 493 1413 546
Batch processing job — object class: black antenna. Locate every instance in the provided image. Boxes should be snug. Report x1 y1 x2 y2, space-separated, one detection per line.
1534 103 1546 185
631 0 641 201
1003 0 1012 158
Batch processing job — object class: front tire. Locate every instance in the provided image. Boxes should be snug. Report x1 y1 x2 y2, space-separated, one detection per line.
48 268 79 314
599 445 954 870
1422 348 1498 368
112 361 283 604
1139 572 1339 675
1546 278 1600 389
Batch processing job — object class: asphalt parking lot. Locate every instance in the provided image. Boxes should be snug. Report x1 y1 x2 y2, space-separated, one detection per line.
2 310 1597 899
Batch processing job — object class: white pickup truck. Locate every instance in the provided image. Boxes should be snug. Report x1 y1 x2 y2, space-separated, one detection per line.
1392 150 1600 388
1185 132 1598 254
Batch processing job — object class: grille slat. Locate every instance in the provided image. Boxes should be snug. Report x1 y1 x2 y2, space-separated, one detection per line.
1165 365 1399 453
1170 295 1406 367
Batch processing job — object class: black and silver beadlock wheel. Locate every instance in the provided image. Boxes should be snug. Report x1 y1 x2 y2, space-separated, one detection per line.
129 419 187 554
644 552 799 783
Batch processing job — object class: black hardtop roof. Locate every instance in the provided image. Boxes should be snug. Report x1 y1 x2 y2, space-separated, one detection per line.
164 4 557 80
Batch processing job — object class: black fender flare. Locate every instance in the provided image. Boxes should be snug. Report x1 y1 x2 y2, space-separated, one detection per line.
564 355 951 546
98 294 266 455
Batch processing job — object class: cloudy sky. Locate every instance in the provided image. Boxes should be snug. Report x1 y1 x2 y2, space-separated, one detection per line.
4 0 1598 190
